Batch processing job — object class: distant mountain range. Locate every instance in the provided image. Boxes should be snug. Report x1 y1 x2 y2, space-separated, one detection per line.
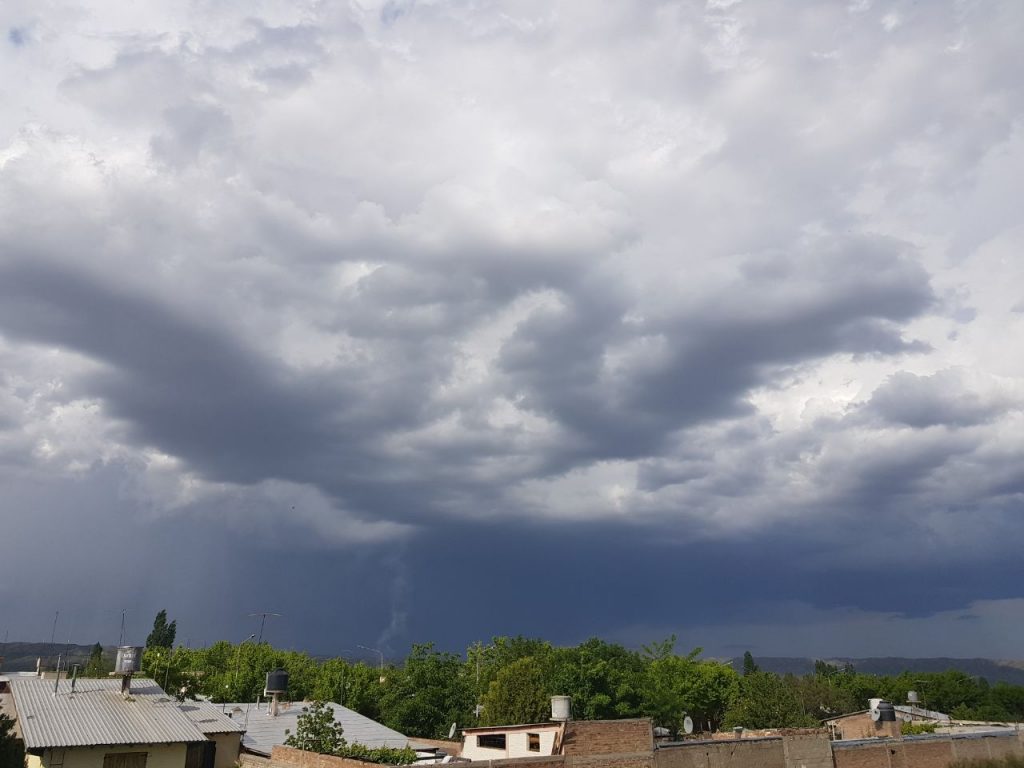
0 642 103 673
727 656 1024 685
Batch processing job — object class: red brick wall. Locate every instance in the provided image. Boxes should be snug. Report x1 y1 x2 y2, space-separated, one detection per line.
563 720 654 756
272 746 387 768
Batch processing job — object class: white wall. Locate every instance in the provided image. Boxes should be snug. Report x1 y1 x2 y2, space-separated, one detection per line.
461 726 560 761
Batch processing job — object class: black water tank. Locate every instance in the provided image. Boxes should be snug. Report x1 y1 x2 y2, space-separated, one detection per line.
265 668 289 694
877 702 897 722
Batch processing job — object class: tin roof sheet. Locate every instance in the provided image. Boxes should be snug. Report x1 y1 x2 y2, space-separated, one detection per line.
11 677 208 749
221 701 409 756
177 701 246 735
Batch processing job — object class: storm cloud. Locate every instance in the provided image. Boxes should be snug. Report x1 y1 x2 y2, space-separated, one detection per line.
1 0 1023 658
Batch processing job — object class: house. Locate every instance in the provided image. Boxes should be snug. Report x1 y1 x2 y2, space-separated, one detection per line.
823 700 949 741
217 699 414 758
460 722 563 760
6 675 243 768
176 702 245 768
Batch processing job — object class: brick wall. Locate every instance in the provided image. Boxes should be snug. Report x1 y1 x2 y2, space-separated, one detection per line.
563 720 654 756
271 746 400 768
656 738 786 768
239 753 271 768
832 732 1024 768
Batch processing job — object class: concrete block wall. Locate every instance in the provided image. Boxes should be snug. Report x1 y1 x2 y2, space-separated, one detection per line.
656 738 787 768
780 732 833 768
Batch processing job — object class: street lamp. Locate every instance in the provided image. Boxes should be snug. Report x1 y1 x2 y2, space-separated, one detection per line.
358 645 386 683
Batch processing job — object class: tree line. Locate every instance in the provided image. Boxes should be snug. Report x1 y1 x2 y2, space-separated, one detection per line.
79 612 1024 741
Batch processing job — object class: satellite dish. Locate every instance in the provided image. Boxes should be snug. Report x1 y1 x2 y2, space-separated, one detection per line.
683 716 694 735
870 709 881 722
448 722 457 739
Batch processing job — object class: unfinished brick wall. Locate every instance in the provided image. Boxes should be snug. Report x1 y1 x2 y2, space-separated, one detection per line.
656 738 786 768
563 720 654 756
832 733 1024 768
239 753 271 768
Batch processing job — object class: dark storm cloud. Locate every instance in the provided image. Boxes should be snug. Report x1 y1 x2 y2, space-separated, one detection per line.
1 0 1023 656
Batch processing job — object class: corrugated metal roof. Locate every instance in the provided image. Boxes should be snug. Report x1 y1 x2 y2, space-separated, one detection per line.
11 677 208 749
177 701 246 735
221 701 409 756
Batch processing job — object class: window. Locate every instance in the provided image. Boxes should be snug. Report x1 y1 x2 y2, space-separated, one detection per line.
102 753 148 768
528 733 541 752
477 734 506 750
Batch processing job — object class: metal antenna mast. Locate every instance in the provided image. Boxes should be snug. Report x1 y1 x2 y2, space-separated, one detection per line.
249 612 280 645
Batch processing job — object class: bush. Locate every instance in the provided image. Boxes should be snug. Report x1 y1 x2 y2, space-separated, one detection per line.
900 721 938 735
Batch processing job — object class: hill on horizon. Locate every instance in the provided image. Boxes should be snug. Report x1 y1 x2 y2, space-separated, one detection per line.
0 642 104 673
728 656 1024 685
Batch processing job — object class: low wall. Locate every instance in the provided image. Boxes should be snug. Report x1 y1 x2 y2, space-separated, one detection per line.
407 738 463 757
832 731 1024 768
656 737 786 768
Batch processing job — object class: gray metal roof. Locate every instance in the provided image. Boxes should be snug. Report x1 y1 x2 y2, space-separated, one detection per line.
11 677 208 749
221 701 410 756
177 701 246 735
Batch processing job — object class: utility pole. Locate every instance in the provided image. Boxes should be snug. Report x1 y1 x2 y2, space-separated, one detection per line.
248 612 280 645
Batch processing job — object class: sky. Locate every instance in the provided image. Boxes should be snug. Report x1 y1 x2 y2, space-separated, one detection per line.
1 0 1023 661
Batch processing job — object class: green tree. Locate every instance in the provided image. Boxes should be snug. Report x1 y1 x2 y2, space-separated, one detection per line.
0 711 25 768
83 643 110 678
285 701 346 754
742 652 760 676
145 610 177 649
639 636 703 736
547 639 645 721
379 643 474 739
481 656 549 726
723 671 814 729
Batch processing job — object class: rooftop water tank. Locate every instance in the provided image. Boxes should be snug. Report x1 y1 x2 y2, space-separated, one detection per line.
876 702 897 722
550 695 571 722
265 668 289 694
907 690 920 704
114 646 143 674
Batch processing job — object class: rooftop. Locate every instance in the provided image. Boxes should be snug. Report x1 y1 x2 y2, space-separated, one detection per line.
177 701 246 735
10 677 208 750
219 700 411 756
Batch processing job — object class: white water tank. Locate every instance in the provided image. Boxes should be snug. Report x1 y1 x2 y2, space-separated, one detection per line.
551 695 571 722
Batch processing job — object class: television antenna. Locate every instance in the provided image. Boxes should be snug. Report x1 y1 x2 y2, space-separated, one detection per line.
249 612 281 645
